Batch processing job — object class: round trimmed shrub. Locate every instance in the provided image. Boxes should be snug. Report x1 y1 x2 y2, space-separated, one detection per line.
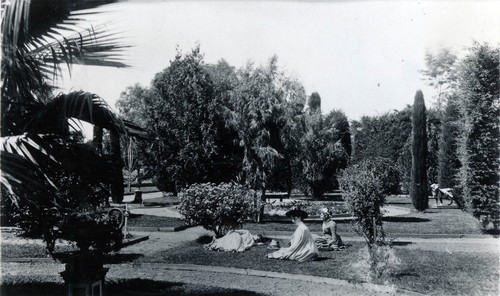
178 183 260 237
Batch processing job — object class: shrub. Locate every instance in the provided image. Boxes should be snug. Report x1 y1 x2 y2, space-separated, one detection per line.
57 210 124 253
456 43 499 230
178 183 260 237
338 158 395 245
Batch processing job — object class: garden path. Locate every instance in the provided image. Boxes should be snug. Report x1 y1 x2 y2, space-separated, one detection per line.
1 262 422 296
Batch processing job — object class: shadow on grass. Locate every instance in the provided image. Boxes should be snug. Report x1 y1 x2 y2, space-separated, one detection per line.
313 256 330 262
197 235 214 244
391 241 413 246
1 279 265 296
104 253 143 264
382 217 431 223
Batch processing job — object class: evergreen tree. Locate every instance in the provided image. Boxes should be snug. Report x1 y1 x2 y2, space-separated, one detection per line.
410 90 428 211
437 97 461 188
308 92 321 114
456 43 499 228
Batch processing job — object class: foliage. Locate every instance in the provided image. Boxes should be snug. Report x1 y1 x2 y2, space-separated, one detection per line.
57 210 124 253
410 90 428 211
456 43 500 228
421 49 458 109
437 97 461 188
226 56 306 194
135 47 234 193
299 108 351 199
353 244 401 281
351 108 411 193
178 183 260 237
264 200 349 217
338 158 395 245
0 0 145 257
307 92 321 113
426 108 441 184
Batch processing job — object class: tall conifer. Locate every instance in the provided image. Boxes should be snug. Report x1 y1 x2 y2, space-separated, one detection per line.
411 90 428 211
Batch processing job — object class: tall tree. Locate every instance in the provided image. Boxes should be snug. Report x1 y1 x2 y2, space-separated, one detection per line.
308 92 321 114
422 48 458 109
437 96 461 188
456 43 499 228
144 46 220 194
227 56 287 192
300 106 351 199
410 90 428 211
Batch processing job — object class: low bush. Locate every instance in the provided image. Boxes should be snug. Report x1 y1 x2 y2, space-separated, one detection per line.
264 200 349 217
178 182 260 237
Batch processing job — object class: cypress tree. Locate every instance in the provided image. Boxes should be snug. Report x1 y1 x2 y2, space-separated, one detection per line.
410 90 428 211
308 92 321 114
437 97 461 188
456 43 499 228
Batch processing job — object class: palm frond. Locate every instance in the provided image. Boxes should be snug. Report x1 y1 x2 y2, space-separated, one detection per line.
123 119 148 139
1 0 127 109
24 91 128 135
1 134 59 166
0 151 54 207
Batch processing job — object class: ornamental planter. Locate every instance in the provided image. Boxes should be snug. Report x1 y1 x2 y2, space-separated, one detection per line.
58 251 108 296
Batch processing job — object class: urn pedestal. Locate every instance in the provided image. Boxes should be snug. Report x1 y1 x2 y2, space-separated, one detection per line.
59 253 108 296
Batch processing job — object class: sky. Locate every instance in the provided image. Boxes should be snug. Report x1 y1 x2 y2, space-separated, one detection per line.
59 0 500 123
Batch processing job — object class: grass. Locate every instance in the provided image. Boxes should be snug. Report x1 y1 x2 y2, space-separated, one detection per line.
247 196 484 236
137 239 499 296
127 213 185 228
1 279 265 296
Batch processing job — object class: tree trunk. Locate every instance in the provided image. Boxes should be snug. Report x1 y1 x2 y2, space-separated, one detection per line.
110 130 124 203
93 126 103 155
258 188 266 223
410 90 429 211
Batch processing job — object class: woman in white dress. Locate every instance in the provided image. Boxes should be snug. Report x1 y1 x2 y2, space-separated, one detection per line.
205 230 261 253
267 209 319 262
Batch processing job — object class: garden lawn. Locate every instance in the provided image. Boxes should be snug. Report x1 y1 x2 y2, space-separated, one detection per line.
127 214 185 228
138 239 499 296
249 196 483 236
1 279 264 296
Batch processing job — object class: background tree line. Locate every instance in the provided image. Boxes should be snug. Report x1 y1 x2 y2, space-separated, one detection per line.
116 46 351 200
350 42 499 229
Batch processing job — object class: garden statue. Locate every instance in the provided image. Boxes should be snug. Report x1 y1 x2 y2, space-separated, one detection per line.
430 183 459 207
267 209 319 262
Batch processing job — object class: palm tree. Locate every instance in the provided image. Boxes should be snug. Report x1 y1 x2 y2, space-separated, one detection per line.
1 0 145 213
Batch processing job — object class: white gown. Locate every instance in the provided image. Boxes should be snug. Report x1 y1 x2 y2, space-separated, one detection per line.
205 230 256 253
267 222 319 262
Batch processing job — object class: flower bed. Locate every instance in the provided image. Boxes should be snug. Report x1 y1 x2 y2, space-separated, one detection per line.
264 200 350 217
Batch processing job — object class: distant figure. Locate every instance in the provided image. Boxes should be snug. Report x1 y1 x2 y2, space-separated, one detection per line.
430 183 458 207
205 230 262 253
314 208 345 251
267 209 319 262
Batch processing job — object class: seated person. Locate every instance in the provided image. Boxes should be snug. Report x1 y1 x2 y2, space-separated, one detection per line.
267 209 319 262
205 229 262 253
314 208 345 250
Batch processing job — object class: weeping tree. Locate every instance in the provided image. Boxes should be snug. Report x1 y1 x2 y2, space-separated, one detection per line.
410 90 429 211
